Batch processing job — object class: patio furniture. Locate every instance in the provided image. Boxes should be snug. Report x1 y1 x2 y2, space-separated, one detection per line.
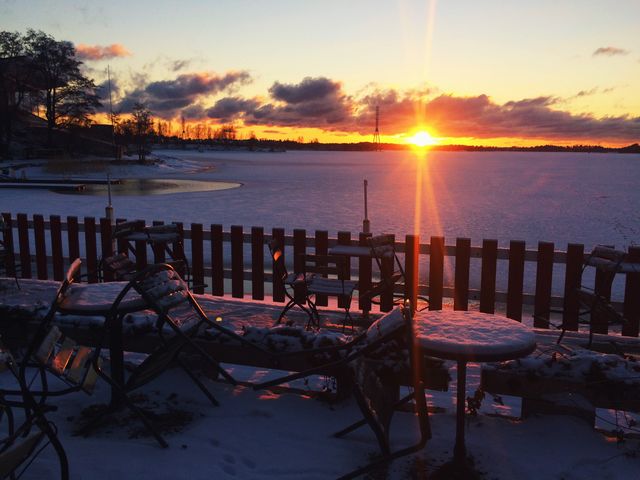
365 234 429 311
102 221 194 288
1 342 69 479
5 259 191 448
127 263 273 394
268 238 358 329
254 306 433 479
416 309 536 476
297 253 358 330
536 245 635 347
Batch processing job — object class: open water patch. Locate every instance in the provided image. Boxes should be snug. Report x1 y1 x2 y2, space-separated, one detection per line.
53 178 241 196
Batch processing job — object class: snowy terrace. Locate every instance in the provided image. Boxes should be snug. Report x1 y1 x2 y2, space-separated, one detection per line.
1 211 640 478
0 277 639 479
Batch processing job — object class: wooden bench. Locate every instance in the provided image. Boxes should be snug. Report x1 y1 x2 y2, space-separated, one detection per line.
481 345 640 425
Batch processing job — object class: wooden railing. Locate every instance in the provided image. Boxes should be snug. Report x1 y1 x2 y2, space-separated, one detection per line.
2 212 640 338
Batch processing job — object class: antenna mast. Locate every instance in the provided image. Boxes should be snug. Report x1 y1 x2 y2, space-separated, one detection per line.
373 105 381 151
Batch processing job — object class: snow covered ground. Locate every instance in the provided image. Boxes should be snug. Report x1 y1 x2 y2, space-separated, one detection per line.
1 281 638 479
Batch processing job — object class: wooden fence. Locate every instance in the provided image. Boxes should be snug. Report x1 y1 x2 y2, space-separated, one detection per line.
2 212 640 338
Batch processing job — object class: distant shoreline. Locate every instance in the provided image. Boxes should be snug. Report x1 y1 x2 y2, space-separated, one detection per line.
159 139 640 154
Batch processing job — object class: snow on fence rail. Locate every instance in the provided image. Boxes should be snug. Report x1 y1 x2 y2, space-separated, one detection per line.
2 212 640 338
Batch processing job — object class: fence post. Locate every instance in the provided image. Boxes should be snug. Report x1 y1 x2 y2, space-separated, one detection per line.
231 225 243 298
152 220 166 263
251 227 265 300
271 228 285 302
100 218 113 282
293 229 306 303
405 234 419 311
67 216 80 275
622 246 640 337
50 215 64 281
315 230 329 306
562 243 584 331
17 214 31 279
480 239 498 314
84 217 98 283
454 238 471 311
358 232 372 314
337 231 351 309
33 214 47 280
429 236 444 310
211 224 224 296
506 240 525 321
2 213 16 276
191 223 204 294
533 241 554 328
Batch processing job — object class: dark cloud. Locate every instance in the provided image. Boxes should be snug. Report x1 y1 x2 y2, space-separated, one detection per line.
76 43 131 61
593 46 629 56
269 77 339 103
114 71 252 117
206 97 261 122
420 94 640 141
145 71 251 100
243 77 352 128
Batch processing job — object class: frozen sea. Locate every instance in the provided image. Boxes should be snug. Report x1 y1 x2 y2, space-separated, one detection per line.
4 148 639 250
2 147 640 298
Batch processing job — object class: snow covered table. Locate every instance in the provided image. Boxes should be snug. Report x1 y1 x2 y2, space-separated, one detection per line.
414 310 536 468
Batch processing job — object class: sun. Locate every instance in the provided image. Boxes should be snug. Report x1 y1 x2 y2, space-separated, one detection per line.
407 130 439 147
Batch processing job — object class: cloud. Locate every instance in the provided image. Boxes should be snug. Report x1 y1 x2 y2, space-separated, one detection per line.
76 43 131 61
145 71 250 99
593 46 629 57
114 70 252 117
245 77 353 128
269 77 339 104
169 59 192 72
206 97 261 122
417 93 640 142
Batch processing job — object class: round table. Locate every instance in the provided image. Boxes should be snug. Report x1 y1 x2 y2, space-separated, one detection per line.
414 310 536 468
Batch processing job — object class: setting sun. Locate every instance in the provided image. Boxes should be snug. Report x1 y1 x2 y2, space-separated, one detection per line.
407 130 439 147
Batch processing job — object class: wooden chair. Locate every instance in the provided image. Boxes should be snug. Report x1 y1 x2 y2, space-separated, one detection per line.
537 245 630 347
103 221 193 287
268 239 316 327
298 253 358 330
6 260 198 448
254 307 432 479
365 234 429 311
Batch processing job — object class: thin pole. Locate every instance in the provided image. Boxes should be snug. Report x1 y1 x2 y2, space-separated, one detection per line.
105 173 114 222
363 179 370 234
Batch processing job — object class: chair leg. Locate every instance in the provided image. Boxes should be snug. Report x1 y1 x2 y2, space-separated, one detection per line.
174 357 219 407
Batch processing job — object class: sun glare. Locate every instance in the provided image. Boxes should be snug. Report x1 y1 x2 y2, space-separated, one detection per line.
407 130 438 147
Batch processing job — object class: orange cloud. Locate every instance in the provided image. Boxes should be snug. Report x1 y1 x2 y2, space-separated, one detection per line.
76 43 131 61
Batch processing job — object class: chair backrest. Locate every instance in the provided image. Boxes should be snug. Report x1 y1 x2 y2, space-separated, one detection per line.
299 254 348 278
268 239 289 284
368 234 405 282
133 264 190 315
112 220 145 240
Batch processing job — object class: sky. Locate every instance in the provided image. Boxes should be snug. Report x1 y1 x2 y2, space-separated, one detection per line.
2 0 640 146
